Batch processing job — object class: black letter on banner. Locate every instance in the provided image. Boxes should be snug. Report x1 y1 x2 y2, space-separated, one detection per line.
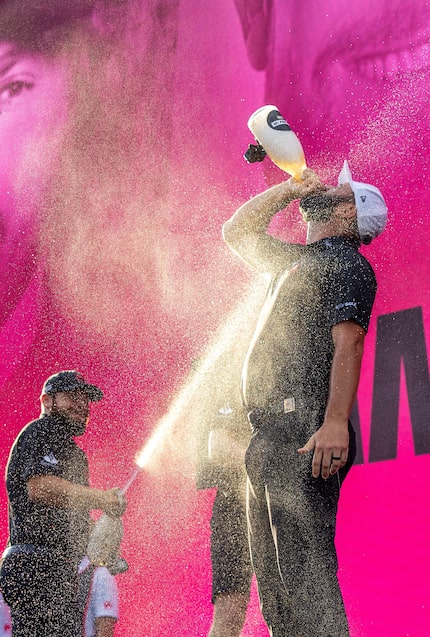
369 307 430 462
350 401 364 465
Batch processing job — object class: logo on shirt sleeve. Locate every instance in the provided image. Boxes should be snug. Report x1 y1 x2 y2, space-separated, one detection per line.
41 452 59 467
335 301 358 311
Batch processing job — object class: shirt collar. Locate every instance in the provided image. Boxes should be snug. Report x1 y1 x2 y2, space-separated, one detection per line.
309 236 360 251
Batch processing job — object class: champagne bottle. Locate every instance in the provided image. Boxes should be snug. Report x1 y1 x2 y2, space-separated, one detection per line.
247 105 306 180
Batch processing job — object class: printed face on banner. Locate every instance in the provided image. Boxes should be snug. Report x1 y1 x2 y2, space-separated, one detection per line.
0 2 428 637
236 0 429 312
0 42 67 321
257 0 430 164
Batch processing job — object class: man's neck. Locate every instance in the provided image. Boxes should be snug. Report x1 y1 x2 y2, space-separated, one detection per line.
306 222 358 245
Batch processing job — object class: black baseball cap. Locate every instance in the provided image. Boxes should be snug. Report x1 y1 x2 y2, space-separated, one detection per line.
42 371 103 401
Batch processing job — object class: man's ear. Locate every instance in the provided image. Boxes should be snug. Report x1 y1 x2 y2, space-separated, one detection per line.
40 393 54 414
334 202 356 220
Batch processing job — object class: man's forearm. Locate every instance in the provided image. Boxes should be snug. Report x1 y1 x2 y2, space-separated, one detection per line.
27 475 120 514
298 321 366 478
223 180 297 248
324 321 365 426
95 616 116 637
222 170 323 268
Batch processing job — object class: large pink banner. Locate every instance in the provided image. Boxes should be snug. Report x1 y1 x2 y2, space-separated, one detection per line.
0 1 429 636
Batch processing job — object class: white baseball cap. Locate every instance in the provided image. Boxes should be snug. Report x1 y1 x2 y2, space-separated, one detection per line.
338 160 388 244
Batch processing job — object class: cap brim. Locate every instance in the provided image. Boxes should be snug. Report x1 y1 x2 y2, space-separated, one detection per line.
81 384 104 401
338 160 387 242
43 382 103 401
338 159 353 187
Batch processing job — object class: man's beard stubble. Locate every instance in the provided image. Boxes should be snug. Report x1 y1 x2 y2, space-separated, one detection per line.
299 194 335 222
51 405 88 436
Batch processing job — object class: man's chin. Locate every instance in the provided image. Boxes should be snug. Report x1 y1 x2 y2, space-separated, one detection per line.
299 196 333 223
73 422 88 436
68 417 88 436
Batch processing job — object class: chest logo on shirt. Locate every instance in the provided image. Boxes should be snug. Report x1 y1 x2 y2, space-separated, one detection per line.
218 403 234 416
103 601 113 609
41 452 59 467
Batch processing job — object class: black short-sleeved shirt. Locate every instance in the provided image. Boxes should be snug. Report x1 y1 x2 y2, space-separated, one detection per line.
242 236 376 411
6 414 90 562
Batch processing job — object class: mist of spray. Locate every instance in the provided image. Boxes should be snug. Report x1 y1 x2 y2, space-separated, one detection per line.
119 277 268 486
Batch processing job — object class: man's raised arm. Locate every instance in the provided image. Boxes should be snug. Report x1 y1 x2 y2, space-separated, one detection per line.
222 169 323 272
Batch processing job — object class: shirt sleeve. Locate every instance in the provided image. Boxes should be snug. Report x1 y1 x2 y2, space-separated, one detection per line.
326 257 377 332
20 425 64 481
89 567 119 620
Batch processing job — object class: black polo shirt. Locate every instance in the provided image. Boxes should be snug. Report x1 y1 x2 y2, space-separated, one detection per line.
6 414 90 562
242 236 376 412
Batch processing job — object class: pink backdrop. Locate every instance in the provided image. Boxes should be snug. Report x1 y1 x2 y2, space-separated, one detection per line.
0 1 429 636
